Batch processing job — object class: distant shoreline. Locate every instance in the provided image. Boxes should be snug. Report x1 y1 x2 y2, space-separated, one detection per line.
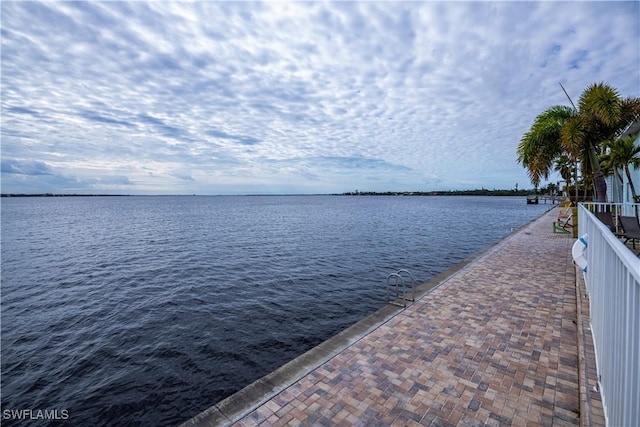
1 189 540 198
341 189 535 197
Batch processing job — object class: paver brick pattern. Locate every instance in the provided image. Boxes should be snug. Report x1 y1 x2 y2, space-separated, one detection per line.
233 210 579 426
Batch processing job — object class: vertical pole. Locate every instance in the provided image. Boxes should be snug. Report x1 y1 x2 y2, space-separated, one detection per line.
558 83 580 205
575 160 579 205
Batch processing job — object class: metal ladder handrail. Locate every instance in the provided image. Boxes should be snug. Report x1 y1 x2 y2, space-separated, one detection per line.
386 269 415 307
386 273 405 307
396 269 415 303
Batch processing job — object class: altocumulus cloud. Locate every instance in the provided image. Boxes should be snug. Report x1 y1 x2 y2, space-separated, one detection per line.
1 159 54 176
1 1 638 194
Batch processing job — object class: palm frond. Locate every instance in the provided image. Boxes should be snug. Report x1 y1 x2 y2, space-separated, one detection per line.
578 82 622 126
560 116 586 156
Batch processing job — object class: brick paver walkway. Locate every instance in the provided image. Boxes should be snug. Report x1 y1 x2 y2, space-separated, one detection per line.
189 209 593 426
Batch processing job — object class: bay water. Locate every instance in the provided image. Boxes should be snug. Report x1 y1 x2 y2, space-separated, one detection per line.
1 195 550 425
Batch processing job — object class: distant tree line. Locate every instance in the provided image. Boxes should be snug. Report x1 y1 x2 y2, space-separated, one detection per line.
341 189 536 196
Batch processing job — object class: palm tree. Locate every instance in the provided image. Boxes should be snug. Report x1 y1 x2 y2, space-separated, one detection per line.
554 154 574 195
518 82 640 202
601 136 640 203
600 148 624 188
554 155 573 183
561 83 640 202
517 106 574 187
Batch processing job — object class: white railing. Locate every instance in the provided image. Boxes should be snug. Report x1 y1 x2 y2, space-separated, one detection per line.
578 204 640 427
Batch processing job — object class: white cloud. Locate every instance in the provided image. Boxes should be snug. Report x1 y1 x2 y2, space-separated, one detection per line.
1 1 638 194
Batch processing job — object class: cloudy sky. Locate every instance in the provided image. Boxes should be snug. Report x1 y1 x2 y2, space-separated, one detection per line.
1 1 638 195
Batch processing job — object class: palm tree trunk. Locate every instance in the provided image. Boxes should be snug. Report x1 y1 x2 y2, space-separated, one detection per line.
624 165 639 218
614 168 623 185
593 170 608 202
624 165 638 200
589 148 608 202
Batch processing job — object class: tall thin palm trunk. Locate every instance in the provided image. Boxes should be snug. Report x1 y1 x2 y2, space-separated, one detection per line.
623 165 639 218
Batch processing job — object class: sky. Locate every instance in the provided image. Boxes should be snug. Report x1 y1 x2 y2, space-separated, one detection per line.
1 1 639 195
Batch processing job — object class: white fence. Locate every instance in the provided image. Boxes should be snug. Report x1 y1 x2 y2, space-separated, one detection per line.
578 204 640 427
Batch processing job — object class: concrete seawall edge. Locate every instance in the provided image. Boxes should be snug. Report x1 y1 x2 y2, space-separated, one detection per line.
181 208 555 427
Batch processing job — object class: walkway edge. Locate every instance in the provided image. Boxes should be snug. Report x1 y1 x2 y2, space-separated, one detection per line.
181 212 551 427
180 301 402 426
181 248 496 426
